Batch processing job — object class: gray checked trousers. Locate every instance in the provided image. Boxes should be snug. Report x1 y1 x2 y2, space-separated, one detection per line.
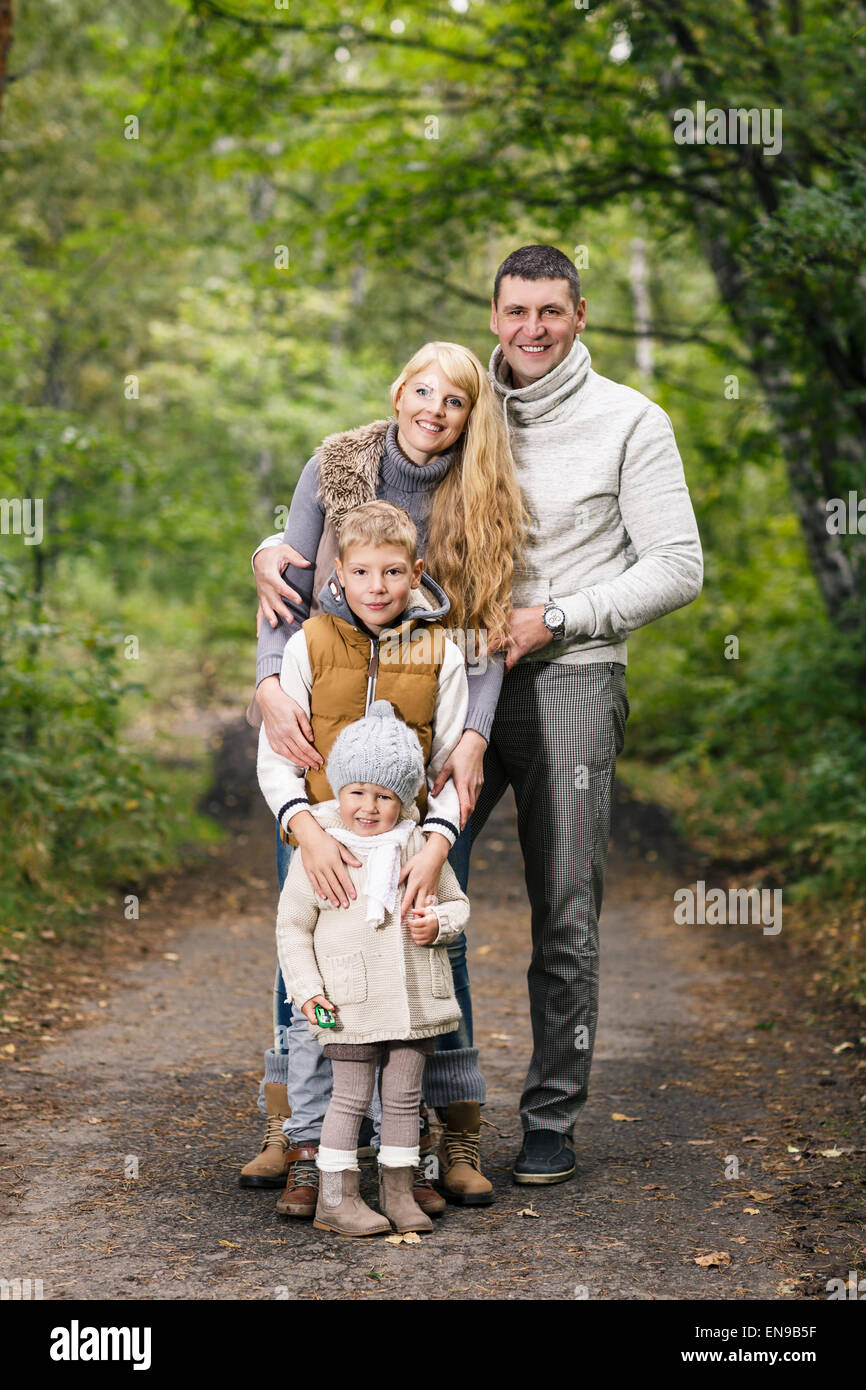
469 659 629 1136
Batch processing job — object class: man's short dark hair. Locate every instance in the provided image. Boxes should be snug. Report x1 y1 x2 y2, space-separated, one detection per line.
493 245 582 309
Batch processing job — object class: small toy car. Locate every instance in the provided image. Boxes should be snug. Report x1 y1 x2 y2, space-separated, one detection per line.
314 1004 336 1028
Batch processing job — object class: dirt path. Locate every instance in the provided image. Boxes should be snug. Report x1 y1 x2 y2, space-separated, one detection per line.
1 786 864 1302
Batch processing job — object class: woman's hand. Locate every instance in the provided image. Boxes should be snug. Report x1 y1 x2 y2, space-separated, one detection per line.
398 834 449 924
430 728 487 829
257 678 323 768
301 993 336 1026
294 814 361 909
406 896 439 947
254 542 311 632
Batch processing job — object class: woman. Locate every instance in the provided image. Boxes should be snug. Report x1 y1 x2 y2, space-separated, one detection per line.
242 341 527 1210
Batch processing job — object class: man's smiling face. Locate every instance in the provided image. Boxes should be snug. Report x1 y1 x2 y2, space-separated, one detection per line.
490 275 587 388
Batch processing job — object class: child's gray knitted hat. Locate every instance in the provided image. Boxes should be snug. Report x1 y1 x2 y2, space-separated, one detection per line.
326 700 426 807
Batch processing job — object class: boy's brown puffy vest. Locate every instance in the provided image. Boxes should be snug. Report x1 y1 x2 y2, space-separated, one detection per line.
281 609 448 843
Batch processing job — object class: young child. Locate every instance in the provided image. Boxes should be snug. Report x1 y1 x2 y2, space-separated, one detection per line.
276 701 470 1236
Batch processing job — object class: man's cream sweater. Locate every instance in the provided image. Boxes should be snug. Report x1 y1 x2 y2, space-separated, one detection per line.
489 336 703 665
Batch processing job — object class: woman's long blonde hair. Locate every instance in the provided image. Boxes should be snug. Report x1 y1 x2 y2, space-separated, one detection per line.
390 342 528 654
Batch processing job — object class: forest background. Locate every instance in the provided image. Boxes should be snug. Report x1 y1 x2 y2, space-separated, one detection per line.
1 0 863 1007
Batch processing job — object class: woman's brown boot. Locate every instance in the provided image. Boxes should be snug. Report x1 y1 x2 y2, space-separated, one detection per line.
313 1167 391 1238
378 1165 434 1233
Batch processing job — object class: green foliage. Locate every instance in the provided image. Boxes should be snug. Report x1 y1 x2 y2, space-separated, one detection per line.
0 0 862 985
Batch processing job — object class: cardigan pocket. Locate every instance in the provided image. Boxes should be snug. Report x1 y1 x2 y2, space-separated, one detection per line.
322 951 367 1005
429 947 453 999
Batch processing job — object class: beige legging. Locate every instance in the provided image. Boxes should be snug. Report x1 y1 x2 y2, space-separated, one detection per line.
321 1040 431 1155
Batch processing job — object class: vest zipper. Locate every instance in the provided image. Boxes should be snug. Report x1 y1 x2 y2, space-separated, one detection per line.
365 636 380 714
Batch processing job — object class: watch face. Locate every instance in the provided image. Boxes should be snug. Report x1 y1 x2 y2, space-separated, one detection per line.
545 606 565 630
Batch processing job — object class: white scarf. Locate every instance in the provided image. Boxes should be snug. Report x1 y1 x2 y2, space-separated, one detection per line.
325 819 416 927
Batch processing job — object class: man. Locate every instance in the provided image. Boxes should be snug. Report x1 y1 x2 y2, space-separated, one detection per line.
253 243 703 1186
441 244 702 1183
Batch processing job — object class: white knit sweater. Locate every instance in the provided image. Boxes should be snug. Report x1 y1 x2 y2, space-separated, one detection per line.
489 336 703 665
276 800 469 1046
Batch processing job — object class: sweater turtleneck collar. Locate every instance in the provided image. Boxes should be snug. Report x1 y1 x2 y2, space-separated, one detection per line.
488 335 592 425
380 420 458 493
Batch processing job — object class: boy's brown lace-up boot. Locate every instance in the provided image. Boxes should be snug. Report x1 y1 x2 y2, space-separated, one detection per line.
238 1083 291 1188
313 1168 391 1237
275 1142 320 1217
435 1101 495 1206
378 1166 434 1234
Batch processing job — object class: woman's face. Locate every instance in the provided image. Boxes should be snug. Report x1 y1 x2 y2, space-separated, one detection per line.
395 361 472 466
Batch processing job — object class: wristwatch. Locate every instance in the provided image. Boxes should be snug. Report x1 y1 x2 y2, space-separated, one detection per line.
542 601 566 641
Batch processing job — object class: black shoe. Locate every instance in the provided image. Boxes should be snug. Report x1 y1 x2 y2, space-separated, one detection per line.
512 1128 575 1185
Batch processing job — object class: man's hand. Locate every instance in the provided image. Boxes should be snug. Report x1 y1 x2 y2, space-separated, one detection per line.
504 604 553 670
258 678 323 767
430 728 487 829
406 897 439 946
254 543 311 632
293 814 361 909
398 834 449 924
301 993 336 1026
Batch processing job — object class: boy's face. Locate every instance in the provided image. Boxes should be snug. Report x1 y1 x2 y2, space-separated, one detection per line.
337 781 402 835
335 542 423 634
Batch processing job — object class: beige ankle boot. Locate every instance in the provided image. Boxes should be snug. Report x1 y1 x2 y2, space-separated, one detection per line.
436 1101 494 1206
239 1083 291 1188
313 1167 391 1238
378 1165 434 1234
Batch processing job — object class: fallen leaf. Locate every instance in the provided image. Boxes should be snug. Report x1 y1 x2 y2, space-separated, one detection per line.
686 1139 713 1145
743 1134 768 1143
695 1251 731 1268
730 1237 747 1245
747 1191 774 1200
817 1146 846 1158
743 1207 760 1215
163 953 180 962
786 1144 800 1153
218 1240 241 1248
490 1033 511 1041
829 1180 843 1188
517 1204 541 1218
611 1113 642 1122
384 1231 422 1245
475 945 493 957
2 1044 15 1055
832 1041 854 1054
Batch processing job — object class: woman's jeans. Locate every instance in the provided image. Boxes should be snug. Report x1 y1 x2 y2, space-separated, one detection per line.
271 822 475 1142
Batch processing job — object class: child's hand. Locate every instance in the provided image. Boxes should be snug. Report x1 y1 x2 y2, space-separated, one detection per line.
406 895 439 946
301 993 336 1026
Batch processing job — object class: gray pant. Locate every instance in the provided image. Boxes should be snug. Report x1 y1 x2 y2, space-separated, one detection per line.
469 660 629 1136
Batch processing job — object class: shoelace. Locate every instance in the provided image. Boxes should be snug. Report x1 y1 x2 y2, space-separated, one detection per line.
285 1158 319 1191
412 1160 435 1189
443 1130 482 1170
260 1115 288 1152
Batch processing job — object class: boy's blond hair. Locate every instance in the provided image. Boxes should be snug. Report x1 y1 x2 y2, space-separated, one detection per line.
337 500 418 566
